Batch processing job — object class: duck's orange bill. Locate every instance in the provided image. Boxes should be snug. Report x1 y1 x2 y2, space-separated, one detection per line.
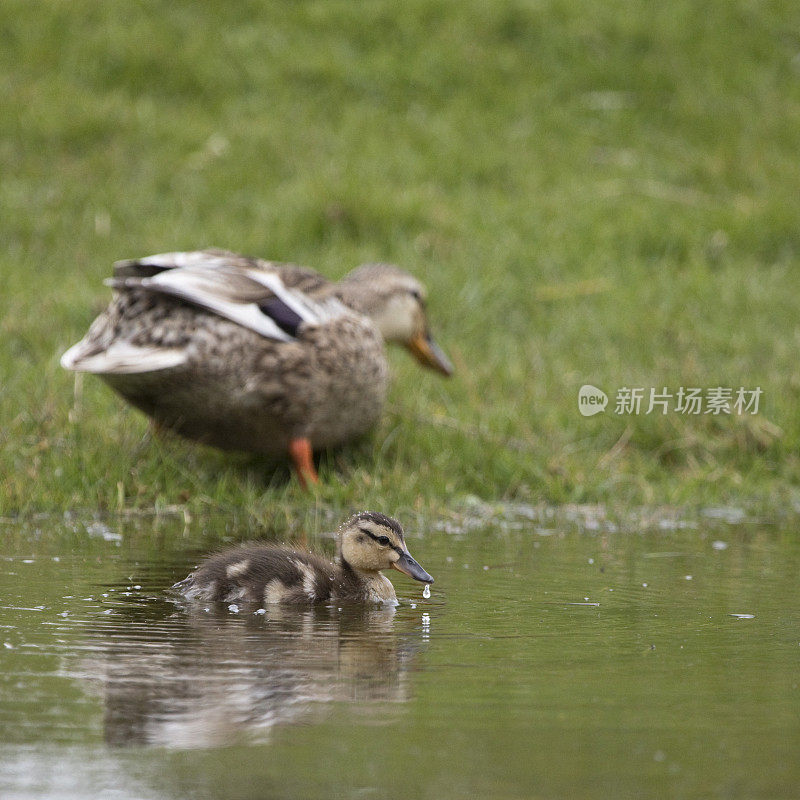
407 332 453 376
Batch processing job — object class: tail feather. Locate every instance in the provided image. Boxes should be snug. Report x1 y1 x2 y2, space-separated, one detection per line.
60 339 186 375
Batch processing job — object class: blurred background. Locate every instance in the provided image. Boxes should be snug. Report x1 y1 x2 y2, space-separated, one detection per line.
2 0 800 520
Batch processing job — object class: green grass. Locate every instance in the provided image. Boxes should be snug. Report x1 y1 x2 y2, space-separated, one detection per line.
2 0 800 523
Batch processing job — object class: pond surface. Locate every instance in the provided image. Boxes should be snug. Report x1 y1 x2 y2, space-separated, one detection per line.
1 506 799 799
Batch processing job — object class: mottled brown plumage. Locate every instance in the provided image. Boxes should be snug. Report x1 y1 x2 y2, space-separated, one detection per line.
173 511 434 605
61 249 452 484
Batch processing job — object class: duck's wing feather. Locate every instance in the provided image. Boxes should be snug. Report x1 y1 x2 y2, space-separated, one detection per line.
271 263 333 297
105 262 347 342
112 249 260 278
112 250 332 296
61 251 348 376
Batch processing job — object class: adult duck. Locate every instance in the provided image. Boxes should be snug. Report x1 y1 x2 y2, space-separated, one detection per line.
61 250 452 486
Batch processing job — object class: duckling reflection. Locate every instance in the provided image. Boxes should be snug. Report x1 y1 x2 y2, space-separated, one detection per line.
82 602 422 748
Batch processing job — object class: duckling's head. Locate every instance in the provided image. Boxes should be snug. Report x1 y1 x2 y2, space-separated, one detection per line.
339 264 453 376
339 511 434 584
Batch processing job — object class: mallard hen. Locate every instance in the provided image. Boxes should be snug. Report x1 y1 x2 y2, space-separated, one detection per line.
61 249 452 486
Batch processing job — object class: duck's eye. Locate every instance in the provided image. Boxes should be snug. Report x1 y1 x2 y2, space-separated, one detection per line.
409 289 422 302
377 535 391 546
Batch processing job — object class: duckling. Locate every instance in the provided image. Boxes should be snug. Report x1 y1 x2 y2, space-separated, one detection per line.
172 511 433 605
61 250 452 487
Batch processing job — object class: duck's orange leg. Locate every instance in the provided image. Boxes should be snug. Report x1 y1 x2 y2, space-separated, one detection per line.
288 437 319 489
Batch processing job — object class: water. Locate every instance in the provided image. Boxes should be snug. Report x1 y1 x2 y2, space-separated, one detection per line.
2 510 800 799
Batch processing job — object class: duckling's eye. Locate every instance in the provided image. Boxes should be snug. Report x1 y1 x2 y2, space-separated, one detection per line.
376 535 391 546
409 289 423 303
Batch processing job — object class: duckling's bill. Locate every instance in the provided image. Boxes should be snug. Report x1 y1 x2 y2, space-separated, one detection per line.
391 551 434 584
406 331 453 376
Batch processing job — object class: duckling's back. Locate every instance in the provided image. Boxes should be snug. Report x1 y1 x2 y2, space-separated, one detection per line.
174 544 337 605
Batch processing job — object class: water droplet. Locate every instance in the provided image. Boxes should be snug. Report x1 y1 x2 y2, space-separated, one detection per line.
729 613 754 619
422 584 431 599
712 540 728 551
227 604 239 614
588 558 594 564
421 613 430 639
684 575 692 581
254 608 266 616
642 583 648 588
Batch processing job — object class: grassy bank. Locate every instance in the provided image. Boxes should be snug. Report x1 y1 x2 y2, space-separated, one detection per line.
2 0 799 522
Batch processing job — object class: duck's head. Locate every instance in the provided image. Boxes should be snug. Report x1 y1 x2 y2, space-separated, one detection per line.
339 264 453 376
339 511 434 584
